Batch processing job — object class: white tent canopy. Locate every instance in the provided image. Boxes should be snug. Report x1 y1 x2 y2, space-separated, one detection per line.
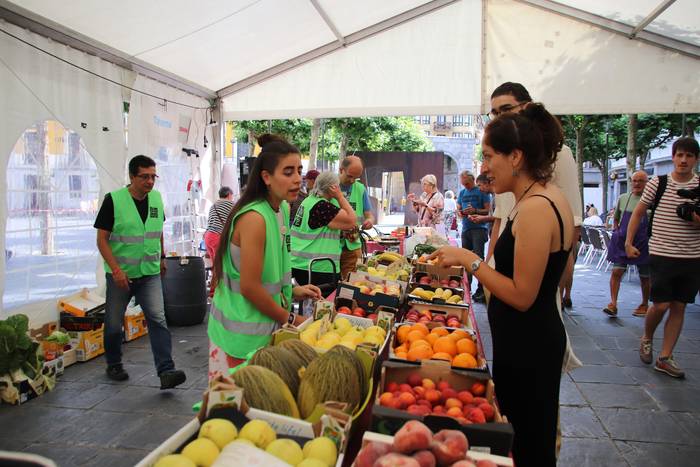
0 0 698 323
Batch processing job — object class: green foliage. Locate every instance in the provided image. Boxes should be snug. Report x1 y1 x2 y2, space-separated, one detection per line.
234 119 312 153
0 314 42 379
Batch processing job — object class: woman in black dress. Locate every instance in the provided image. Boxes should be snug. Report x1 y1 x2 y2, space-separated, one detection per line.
430 104 573 467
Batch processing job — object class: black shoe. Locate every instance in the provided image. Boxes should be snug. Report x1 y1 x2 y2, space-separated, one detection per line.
106 364 129 381
159 369 186 390
563 298 573 309
472 291 486 303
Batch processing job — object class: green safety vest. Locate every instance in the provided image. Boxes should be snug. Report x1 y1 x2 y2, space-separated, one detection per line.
343 181 367 251
105 187 163 278
290 194 342 274
208 199 293 358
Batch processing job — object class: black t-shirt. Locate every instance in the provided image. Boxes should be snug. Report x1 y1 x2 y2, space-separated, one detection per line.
308 200 341 229
93 193 164 231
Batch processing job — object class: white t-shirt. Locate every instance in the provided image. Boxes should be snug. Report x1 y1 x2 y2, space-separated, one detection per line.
444 198 457 213
583 215 603 226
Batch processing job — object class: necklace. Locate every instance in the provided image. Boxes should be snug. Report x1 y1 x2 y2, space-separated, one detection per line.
507 180 538 220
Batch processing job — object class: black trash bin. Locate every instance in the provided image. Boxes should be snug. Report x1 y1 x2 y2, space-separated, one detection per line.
162 256 207 326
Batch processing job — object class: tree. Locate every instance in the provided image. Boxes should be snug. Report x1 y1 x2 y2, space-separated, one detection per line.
234 119 312 155
308 118 321 169
626 114 637 184
564 115 590 218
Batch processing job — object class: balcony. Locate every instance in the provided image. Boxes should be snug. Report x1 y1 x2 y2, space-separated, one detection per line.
433 122 452 131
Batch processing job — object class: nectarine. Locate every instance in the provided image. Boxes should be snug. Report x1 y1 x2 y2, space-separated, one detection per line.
392 420 433 453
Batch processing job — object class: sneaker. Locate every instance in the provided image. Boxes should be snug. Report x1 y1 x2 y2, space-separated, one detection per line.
159 369 187 389
472 291 486 304
106 364 129 381
602 303 618 317
562 298 573 309
632 305 648 317
654 356 685 378
639 339 653 364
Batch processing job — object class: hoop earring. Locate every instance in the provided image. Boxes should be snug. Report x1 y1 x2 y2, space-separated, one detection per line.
512 169 519 177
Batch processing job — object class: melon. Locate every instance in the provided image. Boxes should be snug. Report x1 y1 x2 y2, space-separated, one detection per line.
231 365 300 418
278 339 318 368
250 346 306 396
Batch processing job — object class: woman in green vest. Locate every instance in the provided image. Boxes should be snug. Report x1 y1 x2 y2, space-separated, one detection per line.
208 134 321 378
290 171 357 289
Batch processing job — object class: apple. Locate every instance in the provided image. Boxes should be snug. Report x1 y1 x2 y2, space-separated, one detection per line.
359 285 371 294
337 306 352 315
449 280 461 288
367 313 378 322
353 307 366 317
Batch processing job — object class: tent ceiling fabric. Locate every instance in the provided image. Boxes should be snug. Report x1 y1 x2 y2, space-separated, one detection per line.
2 0 699 117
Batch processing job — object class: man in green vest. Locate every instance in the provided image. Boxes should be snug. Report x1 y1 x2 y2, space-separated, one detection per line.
94 155 186 389
338 156 375 279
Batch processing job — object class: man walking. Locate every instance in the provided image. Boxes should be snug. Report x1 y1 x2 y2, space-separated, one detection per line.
338 156 374 279
627 137 700 378
94 155 186 389
603 171 651 317
457 170 491 303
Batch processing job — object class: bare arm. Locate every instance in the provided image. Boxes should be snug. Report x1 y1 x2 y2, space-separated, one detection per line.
97 229 129 290
624 200 648 258
236 211 291 325
476 200 491 215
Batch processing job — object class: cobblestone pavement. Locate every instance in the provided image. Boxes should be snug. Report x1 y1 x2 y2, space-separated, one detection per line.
1 260 698 466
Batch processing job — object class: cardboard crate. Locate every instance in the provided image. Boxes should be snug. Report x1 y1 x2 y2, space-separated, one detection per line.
333 296 399 323
407 283 467 308
124 310 148 342
371 360 513 457
0 372 50 405
405 301 472 331
412 261 465 279
60 311 104 332
411 270 464 290
68 326 105 361
336 272 404 312
62 348 78 367
57 288 105 317
42 355 64 377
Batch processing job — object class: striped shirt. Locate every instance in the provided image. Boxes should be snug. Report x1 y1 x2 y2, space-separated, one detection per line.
206 200 234 234
641 174 700 258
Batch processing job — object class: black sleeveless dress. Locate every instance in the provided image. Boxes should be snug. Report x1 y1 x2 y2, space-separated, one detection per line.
487 195 569 467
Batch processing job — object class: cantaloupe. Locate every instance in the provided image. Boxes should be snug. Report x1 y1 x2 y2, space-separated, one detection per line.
231 365 300 418
327 344 366 401
296 345 365 419
249 346 305 397
278 339 318 368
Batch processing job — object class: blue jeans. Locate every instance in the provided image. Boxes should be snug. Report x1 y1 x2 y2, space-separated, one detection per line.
462 228 488 292
105 273 175 374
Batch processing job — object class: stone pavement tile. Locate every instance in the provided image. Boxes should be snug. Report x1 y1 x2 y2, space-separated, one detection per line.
569 334 599 350
670 412 700 445
668 338 700 354
31 381 128 409
116 413 193 451
595 408 697 444
673 352 700 369
0 438 29 451
589 335 619 350
570 365 637 385
191 374 209 391
94 385 201 416
682 328 700 340
169 324 208 338
559 375 586 406
615 441 700 467
644 385 700 413
132 367 206 390
558 438 628 467
85 448 149 467
22 443 100 466
68 410 152 447
574 348 614 365
608 349 652 368
122 345 157 364
560 406 608 438
577 382 660 410
624 366 700 388
59 361 155 385
0 406 84 443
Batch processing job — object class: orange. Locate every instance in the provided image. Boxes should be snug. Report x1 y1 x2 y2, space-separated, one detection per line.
452 353 478 369
409 339 431 350
407 330 427 344
431 352 453 361
433 336 458 356
410 323 430 337
448 330 470 342
407 345 433 362
394 344 408 354
396 325 411 344
456 338 478 356
395 351 408 359
431 327 449 337
425 333 440 346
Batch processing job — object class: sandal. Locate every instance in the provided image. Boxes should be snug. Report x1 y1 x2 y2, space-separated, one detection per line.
632 305 648 317
603 303 618 317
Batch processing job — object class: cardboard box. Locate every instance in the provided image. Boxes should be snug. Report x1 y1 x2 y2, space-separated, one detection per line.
413 261 465 279
42 355 64 377
336 272 404 312
411 270 464 290
57 288 105 317
62 348 77 367
60 311 104 332
68 326 105 361
371 360 513 457
0 372 49 405
124 309 148 342
407 283 467 307
405 301 473 331
354 430 513 466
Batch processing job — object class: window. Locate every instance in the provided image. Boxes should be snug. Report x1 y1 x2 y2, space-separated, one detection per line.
452 115 464 126
436 115 446 124
424 130 431 136
5 121 100 310
465 115 473 126
452 132 463 138
414 116 422 124
421 115 430 124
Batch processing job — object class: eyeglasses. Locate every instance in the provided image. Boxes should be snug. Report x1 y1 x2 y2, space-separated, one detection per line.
135 174 159 181
489 102 526 118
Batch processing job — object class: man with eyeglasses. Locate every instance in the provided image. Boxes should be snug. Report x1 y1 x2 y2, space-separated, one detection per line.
94 155 186 389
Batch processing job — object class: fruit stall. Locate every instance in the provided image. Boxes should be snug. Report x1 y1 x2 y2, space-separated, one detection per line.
136 228 513 467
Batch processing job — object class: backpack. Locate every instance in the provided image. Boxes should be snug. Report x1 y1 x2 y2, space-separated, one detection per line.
647 175 667 237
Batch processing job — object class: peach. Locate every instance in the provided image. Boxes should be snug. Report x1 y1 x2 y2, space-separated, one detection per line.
432 405 444 414
374 453 421 467
393 391 402 399
379 392 394 407
391 399 404 410
416 399 432 409
422 378 436 390
386 381 399 393
473 397 488 406
442 388 458 401
465 407 486 424
413 386 426 399
412 450 437 467
456 417 471 425
355 441 393 467
478 402 495 422
407 404 431 417
407 372 423 387
436 380 451 392
476 460 498 467
445 398 464 410
457 391 474 405
398 392 417 408
393 420 433 454
471 382 486 396
424 389 441 404
451 461 477 467
399 384 414 394
446 406 463 418
430 429 468 465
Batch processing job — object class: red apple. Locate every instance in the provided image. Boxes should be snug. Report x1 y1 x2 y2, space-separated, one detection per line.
367 313 378 322
337 306 351 315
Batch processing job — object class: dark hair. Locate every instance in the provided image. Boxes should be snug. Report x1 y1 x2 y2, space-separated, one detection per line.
483 103 563 183
672 137 699 157
212 133 300 285
476 174 489 184
128 155 156 176
218 186 233 198
490 82 533 103
340 157 353 170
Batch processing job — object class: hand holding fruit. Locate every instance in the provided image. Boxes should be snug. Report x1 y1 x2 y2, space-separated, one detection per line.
428 246 478 269
293 284 323 301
